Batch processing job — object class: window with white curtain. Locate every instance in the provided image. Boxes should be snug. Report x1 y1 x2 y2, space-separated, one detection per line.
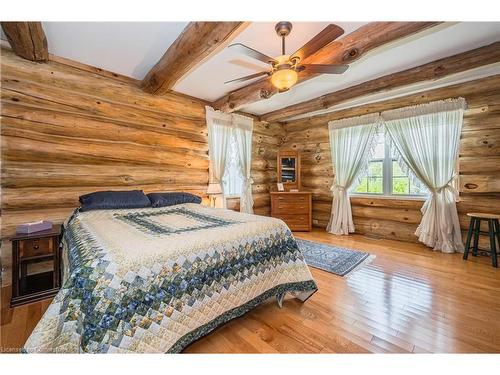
352 128 427 197
222 133 243 196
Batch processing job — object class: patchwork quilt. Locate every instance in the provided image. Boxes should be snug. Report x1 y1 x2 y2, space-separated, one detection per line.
23 204 317 353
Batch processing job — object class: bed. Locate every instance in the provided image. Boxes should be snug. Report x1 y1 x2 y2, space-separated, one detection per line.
23 203 317 353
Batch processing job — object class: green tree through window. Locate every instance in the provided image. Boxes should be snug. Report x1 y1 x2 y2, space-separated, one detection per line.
352 130 427 197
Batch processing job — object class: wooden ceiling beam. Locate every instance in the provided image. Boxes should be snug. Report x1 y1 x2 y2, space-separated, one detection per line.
213 22 441 112
141 22 245 95
1 22 48 62
261 41 500 122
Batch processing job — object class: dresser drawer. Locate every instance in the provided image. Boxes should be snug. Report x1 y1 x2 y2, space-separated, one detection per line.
274 214 311 231
18 237 55 259
272 201 310 214
273 194 309 203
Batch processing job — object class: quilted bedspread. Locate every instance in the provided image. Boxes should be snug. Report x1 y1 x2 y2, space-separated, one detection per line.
23 203 317 353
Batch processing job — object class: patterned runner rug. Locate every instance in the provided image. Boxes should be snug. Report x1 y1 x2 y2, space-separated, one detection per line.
296 238 374 277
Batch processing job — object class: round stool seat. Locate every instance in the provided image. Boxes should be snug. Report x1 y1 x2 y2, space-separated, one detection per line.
467 212 500 220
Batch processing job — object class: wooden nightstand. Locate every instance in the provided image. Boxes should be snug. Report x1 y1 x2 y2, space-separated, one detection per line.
10 225 62 307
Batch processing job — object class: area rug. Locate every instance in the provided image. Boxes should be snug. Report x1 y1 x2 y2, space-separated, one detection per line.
296 238 374 277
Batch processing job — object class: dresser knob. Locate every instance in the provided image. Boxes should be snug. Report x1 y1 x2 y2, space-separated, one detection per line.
34 244 39 250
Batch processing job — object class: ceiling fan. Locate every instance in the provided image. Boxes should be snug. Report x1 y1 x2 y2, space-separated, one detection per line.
225 22 349 92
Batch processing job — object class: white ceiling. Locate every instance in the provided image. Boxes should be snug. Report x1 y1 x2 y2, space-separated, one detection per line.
41 22 188 79
2 22 500 116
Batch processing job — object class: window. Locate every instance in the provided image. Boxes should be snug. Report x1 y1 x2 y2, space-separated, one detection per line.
353 129 427 197
222 134 242 196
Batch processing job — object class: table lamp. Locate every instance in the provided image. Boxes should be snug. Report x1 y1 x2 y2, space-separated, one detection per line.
207 182 223 207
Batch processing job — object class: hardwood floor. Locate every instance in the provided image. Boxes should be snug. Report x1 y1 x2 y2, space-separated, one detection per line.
1 229 499 353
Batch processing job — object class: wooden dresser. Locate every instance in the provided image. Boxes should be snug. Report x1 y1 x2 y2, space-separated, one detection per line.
271 191 312 231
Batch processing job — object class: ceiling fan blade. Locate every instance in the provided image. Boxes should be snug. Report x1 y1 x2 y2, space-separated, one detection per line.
299 64 349 74
224 71 270 84
291 24 344 62
228 43 277 64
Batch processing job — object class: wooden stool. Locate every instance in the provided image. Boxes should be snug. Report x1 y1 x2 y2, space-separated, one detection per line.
463 213 500 268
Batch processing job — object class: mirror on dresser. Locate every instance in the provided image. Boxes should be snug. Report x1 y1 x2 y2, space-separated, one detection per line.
272 150 312 231
277 150 301 191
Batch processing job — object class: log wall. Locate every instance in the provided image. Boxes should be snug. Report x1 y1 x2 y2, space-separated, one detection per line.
281 74 500 244
0 48 283 283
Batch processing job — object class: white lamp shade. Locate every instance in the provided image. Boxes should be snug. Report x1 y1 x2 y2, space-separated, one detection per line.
207 182 223 195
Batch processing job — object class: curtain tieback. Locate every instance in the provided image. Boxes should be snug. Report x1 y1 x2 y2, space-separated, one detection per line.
423 174 459 213
330 184 346 195
433 174 458 195
244 177 254 185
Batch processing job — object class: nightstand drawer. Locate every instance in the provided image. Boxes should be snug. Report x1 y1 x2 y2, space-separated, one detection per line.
19 237 55 259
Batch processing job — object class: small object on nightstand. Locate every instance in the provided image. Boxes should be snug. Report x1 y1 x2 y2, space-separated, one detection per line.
10 225 62 307
16 220 53 234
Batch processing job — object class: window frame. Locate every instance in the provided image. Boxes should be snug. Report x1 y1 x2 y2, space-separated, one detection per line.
350 130 427 200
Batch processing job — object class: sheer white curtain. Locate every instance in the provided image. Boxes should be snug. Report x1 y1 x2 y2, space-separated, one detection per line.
383 98 466 253
206 106 232 208
327 114 381 235
233 113 254 214
205 106 254 211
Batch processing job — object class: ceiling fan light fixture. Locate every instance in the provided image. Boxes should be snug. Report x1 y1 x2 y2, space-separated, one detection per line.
271 55 298 91
271 68 298 91
226 23 348 92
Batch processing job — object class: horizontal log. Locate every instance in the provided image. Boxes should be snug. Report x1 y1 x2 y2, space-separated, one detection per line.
351 197 424 210
353 218 420 243
1 134 209 169
313 201 422 225
460 175 500 194
1 79 206 133
457 194 500 214
1 109 208 152
459 131 500 157
460 156 500 174
2 162 208 188
462 113 500 132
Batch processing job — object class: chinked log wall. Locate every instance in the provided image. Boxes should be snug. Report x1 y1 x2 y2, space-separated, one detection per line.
280 74 500 245
0 48 283 280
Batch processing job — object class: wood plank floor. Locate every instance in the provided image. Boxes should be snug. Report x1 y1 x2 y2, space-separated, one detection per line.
1 229 500 353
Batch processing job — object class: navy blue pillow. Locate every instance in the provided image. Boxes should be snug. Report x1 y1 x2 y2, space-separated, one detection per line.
79 190 151 212
147 192 202 208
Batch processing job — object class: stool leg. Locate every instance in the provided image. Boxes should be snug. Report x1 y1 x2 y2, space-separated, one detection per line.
489 219 498 268
463 217 475 260
472 218 481 256
495 219 500 252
